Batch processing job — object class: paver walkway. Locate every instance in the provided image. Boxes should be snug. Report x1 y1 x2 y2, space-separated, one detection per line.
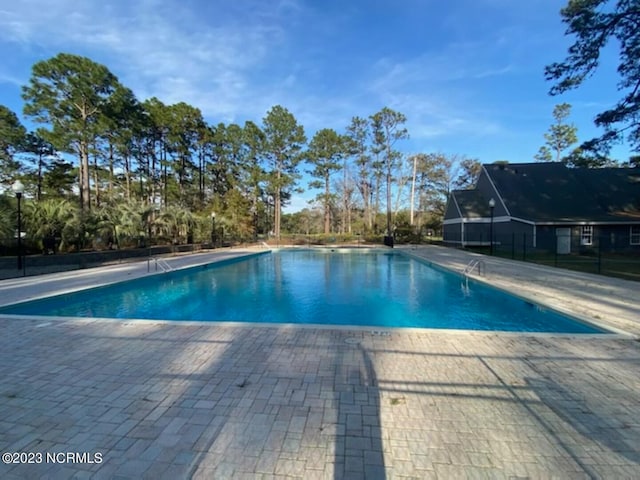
0 246 638 479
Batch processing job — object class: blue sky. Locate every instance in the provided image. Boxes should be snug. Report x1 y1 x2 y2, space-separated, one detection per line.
0 0 630 211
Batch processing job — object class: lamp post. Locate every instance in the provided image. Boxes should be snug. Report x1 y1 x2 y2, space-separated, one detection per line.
12 180 25 270
489 198 496 255
210 212 216 248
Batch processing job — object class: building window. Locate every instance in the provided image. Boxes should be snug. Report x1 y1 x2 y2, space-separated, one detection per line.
581 226 593 246
631 226 640 245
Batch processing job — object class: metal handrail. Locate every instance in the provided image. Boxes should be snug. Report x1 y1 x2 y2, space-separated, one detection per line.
461 259 486 294
147 256 173 273
462 259 485 277
155 258 173 272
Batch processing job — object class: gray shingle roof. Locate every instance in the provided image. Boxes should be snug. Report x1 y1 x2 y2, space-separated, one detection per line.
452 190 492 218
484 162 640 223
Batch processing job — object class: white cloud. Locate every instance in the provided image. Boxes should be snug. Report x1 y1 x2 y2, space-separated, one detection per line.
0 0 566 160
360 32 522 145
473 65 514 79
366 78 506 143
0 72 22 87
0 0 298 123
0 0 518 143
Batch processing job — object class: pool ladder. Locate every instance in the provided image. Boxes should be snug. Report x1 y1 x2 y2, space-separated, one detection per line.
461 259 485 295
148 257 174 273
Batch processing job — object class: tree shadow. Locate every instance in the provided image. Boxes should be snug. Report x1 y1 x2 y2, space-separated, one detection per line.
90 325 388 479
330 338 385 480
526 376 640 464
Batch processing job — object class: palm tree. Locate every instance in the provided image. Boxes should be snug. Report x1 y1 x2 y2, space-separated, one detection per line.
95 199 147 248
94 202 120 249
115 200 146 247
0 196 14 241
60 208 98 252
25 198 76 252
157 205 195 244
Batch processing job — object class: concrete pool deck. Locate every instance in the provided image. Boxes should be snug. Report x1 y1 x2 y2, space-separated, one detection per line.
0 246 638 478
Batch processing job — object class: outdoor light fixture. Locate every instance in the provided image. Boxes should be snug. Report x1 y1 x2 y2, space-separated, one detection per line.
489 198 496 255
12 180 25 271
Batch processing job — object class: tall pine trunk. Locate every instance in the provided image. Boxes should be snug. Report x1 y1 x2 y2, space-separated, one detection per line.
274 168 281 238
374 174 381 232
108 142 114 195
410 155 417 225
324 175 331 234
150 150 156 205
36 151 43 201
93 149 100 208
361 176 371 231
124 153 131 200
79 141 91 210
386 161 392 237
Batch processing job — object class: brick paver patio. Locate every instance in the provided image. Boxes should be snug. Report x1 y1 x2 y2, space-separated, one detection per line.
0 247 638 479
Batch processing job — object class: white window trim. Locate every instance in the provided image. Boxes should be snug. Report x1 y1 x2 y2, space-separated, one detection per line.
581 226 593 246
631 226 640 245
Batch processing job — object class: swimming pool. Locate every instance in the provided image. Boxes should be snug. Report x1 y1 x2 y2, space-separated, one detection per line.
0 250 608 333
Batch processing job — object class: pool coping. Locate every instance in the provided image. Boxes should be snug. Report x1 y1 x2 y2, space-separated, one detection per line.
1 314 628 340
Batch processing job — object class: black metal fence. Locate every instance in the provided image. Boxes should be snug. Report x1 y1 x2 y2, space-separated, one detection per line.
0 243 214 280
464 232 640 282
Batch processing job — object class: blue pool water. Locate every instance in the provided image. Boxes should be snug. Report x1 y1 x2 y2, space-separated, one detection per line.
0 250 608 333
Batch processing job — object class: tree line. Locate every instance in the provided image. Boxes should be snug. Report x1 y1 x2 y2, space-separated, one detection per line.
0 53 480 252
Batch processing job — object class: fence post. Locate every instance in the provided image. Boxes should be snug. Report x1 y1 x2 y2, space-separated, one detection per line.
522 233 526 261
511 233 515 259
597 237 602 274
